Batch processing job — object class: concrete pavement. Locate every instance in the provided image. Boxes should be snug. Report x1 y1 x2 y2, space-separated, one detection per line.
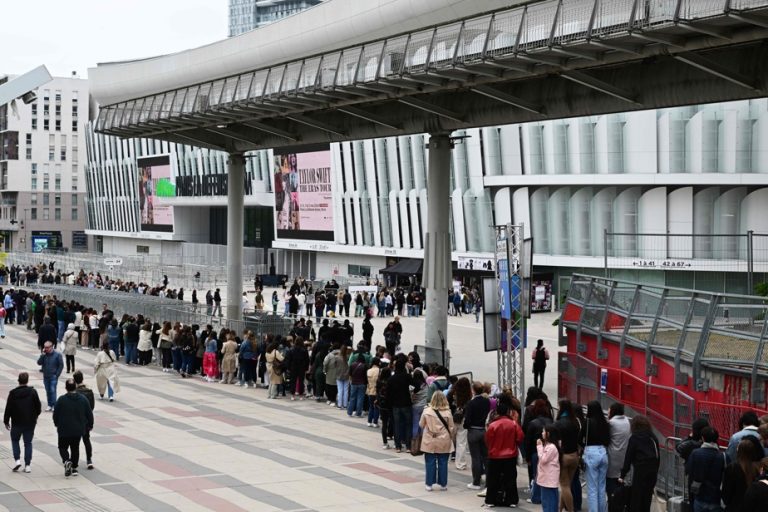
0 312 560 511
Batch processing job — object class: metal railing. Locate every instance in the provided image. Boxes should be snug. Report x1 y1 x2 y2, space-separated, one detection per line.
22 284 301 343
562 274 768 405
96 0 768 134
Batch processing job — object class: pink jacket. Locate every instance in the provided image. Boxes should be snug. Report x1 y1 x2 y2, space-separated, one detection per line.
536 442 560 489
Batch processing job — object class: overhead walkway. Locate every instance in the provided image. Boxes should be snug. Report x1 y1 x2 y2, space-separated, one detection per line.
89 0 768 373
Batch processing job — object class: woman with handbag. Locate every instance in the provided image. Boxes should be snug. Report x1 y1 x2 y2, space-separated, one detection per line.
419 391 455 491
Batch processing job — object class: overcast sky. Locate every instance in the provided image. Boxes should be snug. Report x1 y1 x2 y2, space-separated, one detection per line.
2 0 228 78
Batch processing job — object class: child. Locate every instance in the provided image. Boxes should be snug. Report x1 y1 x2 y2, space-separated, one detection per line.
536 424 561 512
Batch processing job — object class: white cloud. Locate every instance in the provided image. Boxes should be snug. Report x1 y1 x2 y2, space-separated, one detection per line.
1 0 228 78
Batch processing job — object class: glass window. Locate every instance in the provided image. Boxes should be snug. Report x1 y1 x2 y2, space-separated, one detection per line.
30 208 37 220
72 121 78 132
55 120 61 131
26 148 32 160
31 163 37 174
71 176 78 191
71 208 78 221
71 194 77 205
42 208 49 220
60 148 66 161
30 194 37 205
54 194 61 206
26 133 32 144
43 119 49 130
30 177 37 189
55 176 61 190
48 145 54 161
43 194 49 205
54 208 61 221
43 177 49 190
31 118 37 130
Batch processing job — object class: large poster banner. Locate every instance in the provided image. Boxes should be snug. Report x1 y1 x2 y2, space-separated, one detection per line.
274 144 334 241
138 154 175 233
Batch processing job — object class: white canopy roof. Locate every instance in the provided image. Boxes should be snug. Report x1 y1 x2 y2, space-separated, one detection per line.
89 0 517 106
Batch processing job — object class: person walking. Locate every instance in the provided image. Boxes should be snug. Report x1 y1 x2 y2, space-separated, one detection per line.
62 323 78 373
3 372 41 473
531 339 549 390
213 288 222 317
420 391 455 491
205 290 214 316
94 342 120 401
37 341 64 412
484 396 524 507
53 379 93 477
72 371 96 470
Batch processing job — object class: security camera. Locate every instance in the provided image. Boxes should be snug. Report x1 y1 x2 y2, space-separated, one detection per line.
20 91 36 105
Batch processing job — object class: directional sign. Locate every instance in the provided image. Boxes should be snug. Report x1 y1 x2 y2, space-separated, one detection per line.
103 257 123 266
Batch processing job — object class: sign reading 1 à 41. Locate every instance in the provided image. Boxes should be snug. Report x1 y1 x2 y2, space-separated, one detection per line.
631 259 692 268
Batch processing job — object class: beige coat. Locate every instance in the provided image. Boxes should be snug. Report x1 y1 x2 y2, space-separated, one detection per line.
419 406 455 454
366 366 380 396
94 349 121 396
221 340 238 373
266 350 284 384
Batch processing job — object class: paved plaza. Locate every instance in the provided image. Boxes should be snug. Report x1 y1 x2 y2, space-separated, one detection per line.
0 309 560 512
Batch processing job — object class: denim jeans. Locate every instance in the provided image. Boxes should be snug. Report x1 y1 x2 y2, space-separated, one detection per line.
124 342 138 364
181 353 195 374
57 320 66 342
10 425 35 465
0 316 5 337
171 347 182 371
367 399 380 424
336 379 349 408
392 406 412 450
109 339 120 361
529 450 542 503
43 376 58 408
412 404 425 437
693 500 723 512
541 486 559 512
424 452 449 487
584 445 608 512
347 384 365 416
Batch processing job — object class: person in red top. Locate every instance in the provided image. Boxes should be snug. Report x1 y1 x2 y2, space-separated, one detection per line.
484 396 524 508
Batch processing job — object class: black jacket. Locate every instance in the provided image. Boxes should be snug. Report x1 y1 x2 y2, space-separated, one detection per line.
3 385 42 428
76 384 95 411
463 395 491 430
37 323 56 348
686 444 726 505
620 430 660 479
53 392 94 437
525 416 553 462
386 371 413 408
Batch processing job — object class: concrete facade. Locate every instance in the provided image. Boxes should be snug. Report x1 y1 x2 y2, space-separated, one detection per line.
0 74 88 252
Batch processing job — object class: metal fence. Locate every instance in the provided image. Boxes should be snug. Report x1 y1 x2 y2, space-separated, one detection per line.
562 273 768 407
23 284 299 342
604 232 768 293
5 251 266 293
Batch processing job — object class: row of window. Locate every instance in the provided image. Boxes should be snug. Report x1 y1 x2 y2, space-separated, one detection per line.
30 118 78 132
27 207 78 221
29 193 78 206
30 175 78 191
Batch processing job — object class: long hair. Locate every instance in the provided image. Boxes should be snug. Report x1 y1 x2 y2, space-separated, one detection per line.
586 400 610 445
543 424 563 465
452 377 472 409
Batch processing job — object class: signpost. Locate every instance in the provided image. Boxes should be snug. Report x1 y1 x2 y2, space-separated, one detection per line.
103 257 123 266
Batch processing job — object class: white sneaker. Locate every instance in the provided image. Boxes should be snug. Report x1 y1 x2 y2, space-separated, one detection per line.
467 483 482 490
382 443 391 450
45 406 52 412
425 485 433 492
23 465 31 473
439 486 447 491
12 460 21 472
366 422 372 427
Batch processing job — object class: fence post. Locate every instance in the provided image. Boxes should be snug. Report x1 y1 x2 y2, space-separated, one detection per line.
747 230 754 295
604 229 609 278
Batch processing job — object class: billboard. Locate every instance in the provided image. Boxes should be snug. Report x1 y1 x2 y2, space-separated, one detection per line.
138 154 175 233
274 144 333 241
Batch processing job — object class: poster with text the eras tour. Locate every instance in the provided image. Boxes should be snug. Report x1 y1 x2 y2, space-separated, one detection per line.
274 144 334 241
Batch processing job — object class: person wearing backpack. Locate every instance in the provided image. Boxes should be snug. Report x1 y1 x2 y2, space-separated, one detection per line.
531 339 549 390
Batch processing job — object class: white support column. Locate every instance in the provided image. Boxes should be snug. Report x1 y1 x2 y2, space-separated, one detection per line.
423 133 452 367
226 153 245 321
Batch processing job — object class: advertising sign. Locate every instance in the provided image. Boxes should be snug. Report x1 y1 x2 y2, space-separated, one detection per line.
274 144 334 241
458 256 495 272
138 154 175 233
31 231 62 253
